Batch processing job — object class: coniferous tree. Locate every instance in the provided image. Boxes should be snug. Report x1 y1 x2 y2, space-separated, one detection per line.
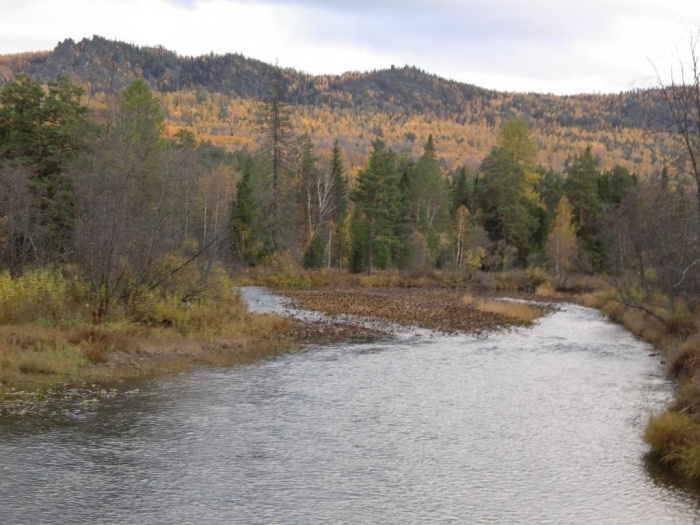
474 146 537 266
450 165 472 215
564 146 601 224
229 156 262 265
329 139 349 268
0 74 91 265
403 134 450 267
351 139 400 274
563 146 603 270
257 66 295 252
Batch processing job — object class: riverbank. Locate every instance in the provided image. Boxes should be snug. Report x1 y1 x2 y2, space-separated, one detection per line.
6 262 695 492
0 267 547 416
586 295 700 483
246 267 700 485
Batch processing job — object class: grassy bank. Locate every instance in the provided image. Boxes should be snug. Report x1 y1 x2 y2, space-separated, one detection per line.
582 292 700 482
0 267 300 415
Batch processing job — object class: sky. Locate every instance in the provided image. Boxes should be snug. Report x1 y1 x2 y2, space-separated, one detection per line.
0 0 698 95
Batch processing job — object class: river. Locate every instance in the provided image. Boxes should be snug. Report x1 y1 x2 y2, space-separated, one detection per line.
1 287 700 524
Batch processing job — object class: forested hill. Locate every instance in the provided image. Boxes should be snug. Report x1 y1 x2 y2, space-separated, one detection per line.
0 35 673 173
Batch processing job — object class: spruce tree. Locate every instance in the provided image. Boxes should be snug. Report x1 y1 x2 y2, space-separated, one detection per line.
351 139 399 274
257 66 295 252
229 156 261 264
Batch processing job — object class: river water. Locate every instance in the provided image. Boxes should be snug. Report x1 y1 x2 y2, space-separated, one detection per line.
1 287 700 524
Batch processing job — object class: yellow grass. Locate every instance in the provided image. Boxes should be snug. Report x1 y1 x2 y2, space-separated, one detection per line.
462 295 542 323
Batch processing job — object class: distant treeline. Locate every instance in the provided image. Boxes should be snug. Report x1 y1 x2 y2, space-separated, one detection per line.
1 73 698 315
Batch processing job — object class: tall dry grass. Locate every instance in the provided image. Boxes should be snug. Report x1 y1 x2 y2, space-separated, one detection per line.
0 262 298 397
462 294 542 323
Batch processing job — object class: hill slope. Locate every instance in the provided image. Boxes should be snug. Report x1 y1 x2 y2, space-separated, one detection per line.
0 36 674 174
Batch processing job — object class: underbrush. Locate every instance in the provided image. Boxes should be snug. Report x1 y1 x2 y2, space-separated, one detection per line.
0 263 295 396
0 267 89 325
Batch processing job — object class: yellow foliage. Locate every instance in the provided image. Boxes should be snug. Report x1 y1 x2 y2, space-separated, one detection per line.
0 268 89 325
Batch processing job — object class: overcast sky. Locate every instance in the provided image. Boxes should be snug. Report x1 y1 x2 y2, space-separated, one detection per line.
1 0 698 95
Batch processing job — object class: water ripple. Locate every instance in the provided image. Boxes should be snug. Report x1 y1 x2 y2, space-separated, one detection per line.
0 289 698 524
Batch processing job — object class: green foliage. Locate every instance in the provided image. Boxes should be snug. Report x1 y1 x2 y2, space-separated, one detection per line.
564 146 601 223
563 146 607 271
0 74 92 264
0 74 90 173
257 66 296 252
119 79 165 145
598 164 637 205
303 233 325 269
402 134 451 266
330 138 348 223
229 154 266 264
351 139 400 273
450 165 473 214
474 146 537 265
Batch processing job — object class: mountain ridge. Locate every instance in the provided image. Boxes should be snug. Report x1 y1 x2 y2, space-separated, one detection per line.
0 35 674 174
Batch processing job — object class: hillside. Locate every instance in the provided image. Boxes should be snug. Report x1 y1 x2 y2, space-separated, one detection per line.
0 35 674 174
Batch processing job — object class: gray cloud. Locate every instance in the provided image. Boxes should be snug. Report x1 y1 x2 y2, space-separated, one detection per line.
7 0 696 94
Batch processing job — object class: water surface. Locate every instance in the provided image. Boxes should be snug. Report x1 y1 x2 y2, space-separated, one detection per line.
1 288 699 524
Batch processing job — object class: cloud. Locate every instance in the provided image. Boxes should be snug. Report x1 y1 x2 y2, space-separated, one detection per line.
1 0 699 93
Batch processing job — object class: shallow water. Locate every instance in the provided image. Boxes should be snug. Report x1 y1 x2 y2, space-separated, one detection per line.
1 288 699 524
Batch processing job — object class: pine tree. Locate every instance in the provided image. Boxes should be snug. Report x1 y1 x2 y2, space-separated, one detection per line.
229 156 261 264
329 139 349 268
474 146 537 265
403 134 450 267
0 74 91 265
330 138 348 224
351 139 399 274
450 166 471 214
563 146 603 270
564 146 600 224
257 66 295 251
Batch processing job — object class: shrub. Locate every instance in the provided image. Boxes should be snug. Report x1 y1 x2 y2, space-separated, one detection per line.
666 313 698 338
0 268 89 325
680 444 700 480
669 336 700 379
644 411 699 462
534 282 561 299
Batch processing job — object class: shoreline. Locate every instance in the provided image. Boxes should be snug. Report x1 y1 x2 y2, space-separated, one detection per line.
0 285 542 417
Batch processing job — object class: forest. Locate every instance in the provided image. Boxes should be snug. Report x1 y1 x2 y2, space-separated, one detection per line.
1 37 700 483
0 36 679 176
1 65 698 322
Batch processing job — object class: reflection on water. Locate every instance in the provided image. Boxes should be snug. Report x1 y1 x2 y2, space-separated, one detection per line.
1 288 699 524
